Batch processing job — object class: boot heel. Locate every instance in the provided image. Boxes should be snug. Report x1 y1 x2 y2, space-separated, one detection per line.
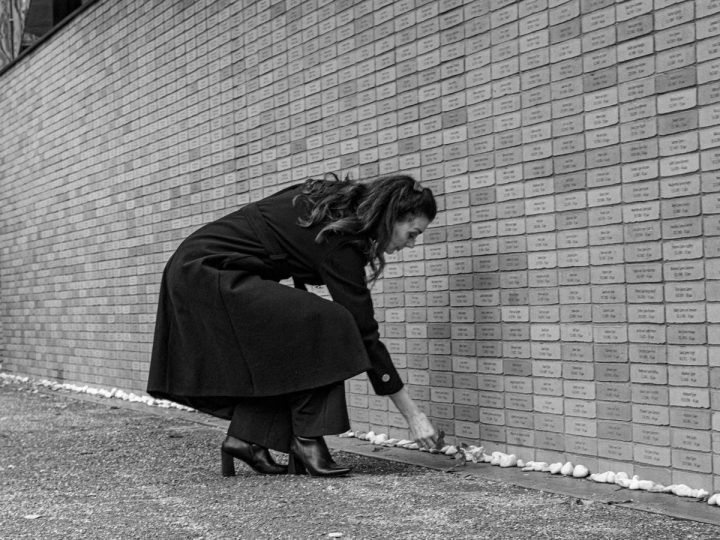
290 436 351 477
221 449 236 477
288 453 307 475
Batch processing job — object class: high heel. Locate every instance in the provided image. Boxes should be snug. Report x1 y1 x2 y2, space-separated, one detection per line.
287 452 307 475
289 436 351 477
221 448 237 476
220 436 288 476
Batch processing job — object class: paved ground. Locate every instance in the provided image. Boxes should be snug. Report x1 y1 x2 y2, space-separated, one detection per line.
1 376 720 539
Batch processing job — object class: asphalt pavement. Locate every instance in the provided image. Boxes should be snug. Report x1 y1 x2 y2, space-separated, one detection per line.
1 375 719 539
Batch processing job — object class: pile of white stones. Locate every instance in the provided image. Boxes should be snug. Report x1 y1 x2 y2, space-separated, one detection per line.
341 430 720 507
0 372 193 411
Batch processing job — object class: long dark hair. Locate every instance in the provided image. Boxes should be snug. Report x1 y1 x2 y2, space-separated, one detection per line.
294 173 437 281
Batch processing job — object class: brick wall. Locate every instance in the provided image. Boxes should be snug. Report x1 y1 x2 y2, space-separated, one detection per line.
1 0 719 491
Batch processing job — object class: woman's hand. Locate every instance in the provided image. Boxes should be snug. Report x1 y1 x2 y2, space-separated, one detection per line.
388 387 439 449
406 410 438 449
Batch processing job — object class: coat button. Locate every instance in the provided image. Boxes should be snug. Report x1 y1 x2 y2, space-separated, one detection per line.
381 374 390 382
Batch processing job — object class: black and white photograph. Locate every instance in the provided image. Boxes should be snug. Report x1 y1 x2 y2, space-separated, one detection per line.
1 0 720 538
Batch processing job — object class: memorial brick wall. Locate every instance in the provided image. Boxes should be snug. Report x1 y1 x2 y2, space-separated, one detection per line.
0 0 719 491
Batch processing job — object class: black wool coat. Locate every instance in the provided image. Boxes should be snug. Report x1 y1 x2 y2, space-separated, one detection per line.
147 184 403 416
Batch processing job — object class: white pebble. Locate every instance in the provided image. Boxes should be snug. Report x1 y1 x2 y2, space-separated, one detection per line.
499 454 517 468
614 471 628 483
548 462 563 474
560 462 574 476
459 448 478 463
671 484 693 497
615 475 633 489
469 447 485 461
589 472 607 483
708 493 720 506
572 464 589 478
444 445 458 456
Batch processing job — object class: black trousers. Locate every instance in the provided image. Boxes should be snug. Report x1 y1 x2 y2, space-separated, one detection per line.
227 382 349 453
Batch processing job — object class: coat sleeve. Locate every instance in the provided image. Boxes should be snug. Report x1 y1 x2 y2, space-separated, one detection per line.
319 244 404 396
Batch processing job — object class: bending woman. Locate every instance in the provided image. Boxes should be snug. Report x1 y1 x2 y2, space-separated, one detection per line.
147 174 439 477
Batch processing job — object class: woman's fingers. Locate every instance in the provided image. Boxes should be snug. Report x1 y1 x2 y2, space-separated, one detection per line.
415 429 439 449
419 437 438 449
416 438 431 449
408 411 441 449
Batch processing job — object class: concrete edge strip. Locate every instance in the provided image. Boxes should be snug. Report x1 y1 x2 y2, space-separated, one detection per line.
328 437 720 528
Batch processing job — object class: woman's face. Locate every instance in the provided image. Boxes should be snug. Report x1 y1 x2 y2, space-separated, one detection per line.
385 214 431 254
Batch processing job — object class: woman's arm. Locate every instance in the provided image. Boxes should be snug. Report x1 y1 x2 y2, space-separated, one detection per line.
319 245 404 395
389 387 438 449
320 244 438 446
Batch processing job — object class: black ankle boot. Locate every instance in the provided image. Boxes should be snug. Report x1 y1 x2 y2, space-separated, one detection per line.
221 436 288 476
288 436 351 477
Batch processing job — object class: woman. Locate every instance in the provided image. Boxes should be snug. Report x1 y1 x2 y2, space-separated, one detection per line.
147 174 439 477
